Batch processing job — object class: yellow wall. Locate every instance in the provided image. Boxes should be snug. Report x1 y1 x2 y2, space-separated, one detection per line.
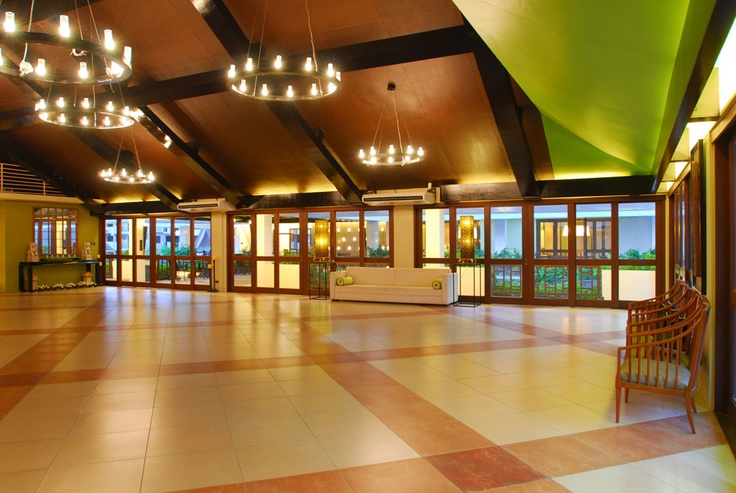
0 198 99 293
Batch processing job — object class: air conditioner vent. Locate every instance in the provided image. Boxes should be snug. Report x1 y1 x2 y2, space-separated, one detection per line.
361 189 436 206
177 198 235 213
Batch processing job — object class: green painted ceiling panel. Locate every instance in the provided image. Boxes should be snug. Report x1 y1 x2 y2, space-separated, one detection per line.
453 0 716 178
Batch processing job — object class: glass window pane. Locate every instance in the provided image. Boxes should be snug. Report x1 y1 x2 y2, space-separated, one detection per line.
233 216 252 256
156 259 171 284
534 265 568 298
365 210 390 258
575 204 611 259
576 266 611 301
121 258 133 282
193 217 211 256
136 259 150 282
120 218 133 255
175 259 191 284
422 208 449 259
105 258 117 281
618 267 656 301
278 212 300 256
105 219 118 255
155 218 172 255
490 206 522 258
456 208 484 259
336 211 360 257
233 260 252 287
256 214 275 257
619 202 656 259
257 260 275 287
135 218 150 255
175 217 191 256
279 261 300 289
194 260 209 285
534 205 567 259
490 264 522 298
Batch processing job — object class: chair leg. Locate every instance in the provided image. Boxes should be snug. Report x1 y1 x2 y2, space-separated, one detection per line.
684 394 696 434
624 388 629 403
615 386 621 423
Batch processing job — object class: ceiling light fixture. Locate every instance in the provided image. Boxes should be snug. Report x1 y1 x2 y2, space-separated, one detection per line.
227 0 340 101
359 82 423 166
0 9 132 85
0 4 136 130
99 131 155 185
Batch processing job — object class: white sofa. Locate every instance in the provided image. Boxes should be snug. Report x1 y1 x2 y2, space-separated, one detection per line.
329 266 458 305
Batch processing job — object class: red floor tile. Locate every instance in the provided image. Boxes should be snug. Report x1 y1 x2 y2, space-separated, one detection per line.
427 447 546 491
245 471 352 492
392 421 495 456
340 458 461 492
503 435 624 477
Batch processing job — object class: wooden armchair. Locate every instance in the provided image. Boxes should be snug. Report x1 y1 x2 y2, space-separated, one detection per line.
615 293 710 433
627 280 691 326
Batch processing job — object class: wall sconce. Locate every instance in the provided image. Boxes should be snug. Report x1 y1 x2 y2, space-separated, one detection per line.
459 215 475 262
314 219 329 260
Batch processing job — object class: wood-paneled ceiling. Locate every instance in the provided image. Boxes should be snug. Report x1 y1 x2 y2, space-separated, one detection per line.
0 0 733 214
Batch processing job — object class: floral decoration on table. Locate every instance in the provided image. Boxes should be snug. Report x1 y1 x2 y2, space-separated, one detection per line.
34 281 96 292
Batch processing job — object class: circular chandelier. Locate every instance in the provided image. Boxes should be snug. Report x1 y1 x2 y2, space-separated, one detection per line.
0 12 132 85
99 131 155 185
35 97 136 129
227 0 340 101
359 82 424 166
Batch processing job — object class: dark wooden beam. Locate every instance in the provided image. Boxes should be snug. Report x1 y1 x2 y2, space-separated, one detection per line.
193 0 362 205
138 107 247 208
653 0 736 192
439 183 522 202
99 201 176 214
247 192 349 209
267 102 362 204
67 128 180 210
539 175 656 198
467 23 541 199
0 134 104 214
312 25 473 73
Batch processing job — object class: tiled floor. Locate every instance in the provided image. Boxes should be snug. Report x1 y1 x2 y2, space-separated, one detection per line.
0 287 733 492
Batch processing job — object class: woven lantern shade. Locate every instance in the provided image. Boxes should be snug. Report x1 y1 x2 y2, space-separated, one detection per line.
459 215 475 261
314 219 330 259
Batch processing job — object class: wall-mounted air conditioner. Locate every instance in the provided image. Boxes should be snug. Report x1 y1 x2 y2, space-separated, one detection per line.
361 188 436 206
177 198 235 213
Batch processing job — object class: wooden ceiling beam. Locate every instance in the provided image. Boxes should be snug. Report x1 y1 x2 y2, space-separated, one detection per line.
138 107 248 208
67 128 180 210
192 0 362 204
539 175 656 198
652 0 736 192
466 23 541 199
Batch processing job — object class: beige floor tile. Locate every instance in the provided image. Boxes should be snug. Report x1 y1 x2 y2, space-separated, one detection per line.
52 430 149 466
147 421 233 457
71 408 153 435
317 429 418 469
82 390 156 413
555 464 682 493
631 449 736 492
218 381 285 403
236 438 335 482
301 407 389 439
526 404 619 434
431 394 517 420
288 391 363 415
36 459 145 493
0 415 77 442
215 368 275 386
465 412 563 445
153 385 222 408
229 414 315 447
278 376 345 396
0 469 46 493
406 379 482 400
150 401 226 429
141 448 242 493
492 388 575 412
156 372 218 390
0 439 63 473
224 396 300 422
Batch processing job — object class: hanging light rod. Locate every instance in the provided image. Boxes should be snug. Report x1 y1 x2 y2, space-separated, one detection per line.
227 0 340 101
0 12 132 85
99 131 155 184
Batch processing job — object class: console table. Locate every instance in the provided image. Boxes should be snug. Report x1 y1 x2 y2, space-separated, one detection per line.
18 260 102 292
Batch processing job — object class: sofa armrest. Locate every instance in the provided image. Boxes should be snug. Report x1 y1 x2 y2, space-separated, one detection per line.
441 272 458 304
329 271 347 299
